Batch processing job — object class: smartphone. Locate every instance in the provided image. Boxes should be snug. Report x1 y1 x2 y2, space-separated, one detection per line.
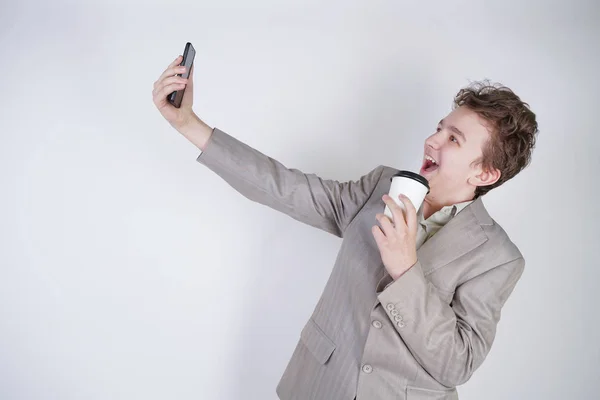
168 42 196 108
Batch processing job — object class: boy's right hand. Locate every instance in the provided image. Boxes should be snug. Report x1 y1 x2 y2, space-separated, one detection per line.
152 55 196 131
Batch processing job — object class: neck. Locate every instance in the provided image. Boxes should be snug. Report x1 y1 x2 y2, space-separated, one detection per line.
422 191 475 220
422 199 442 220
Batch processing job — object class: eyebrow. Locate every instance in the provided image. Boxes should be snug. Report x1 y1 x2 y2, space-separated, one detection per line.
439 119 467 142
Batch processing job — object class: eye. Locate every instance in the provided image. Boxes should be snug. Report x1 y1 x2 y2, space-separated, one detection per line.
436 127 441 132
450 135 458 144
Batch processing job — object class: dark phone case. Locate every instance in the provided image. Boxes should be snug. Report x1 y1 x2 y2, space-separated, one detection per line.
168 42 195 108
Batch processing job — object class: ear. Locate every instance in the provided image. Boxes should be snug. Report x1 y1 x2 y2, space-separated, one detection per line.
469 166 501 187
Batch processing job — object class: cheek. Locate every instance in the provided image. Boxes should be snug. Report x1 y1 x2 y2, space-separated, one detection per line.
439 159 470 181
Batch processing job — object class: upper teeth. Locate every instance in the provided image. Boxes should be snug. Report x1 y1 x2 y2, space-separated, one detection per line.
425 155 437 164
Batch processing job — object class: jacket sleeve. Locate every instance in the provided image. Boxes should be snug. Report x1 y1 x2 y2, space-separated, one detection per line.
377 257 525 387
196 127 385 238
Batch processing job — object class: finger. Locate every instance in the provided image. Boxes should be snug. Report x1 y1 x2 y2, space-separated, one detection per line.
154 55 182 88
376 213 395 239
154 82 186 106
156 56 185 87
154 76 188 93
372 225 387 247
153 76 188 96
170 55 183 67
186 63 194 90
383 194 406 228
398 194 417 233
157 65 185 87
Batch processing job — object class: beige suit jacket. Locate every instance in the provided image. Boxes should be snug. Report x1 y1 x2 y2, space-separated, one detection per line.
196 128 525 400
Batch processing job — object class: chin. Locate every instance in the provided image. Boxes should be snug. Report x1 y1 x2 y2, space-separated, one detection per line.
420 169 440 199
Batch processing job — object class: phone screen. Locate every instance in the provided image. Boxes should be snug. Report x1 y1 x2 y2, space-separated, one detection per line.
169 42 196 108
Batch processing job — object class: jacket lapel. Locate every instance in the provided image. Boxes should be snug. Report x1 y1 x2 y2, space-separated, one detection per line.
416 197 492 276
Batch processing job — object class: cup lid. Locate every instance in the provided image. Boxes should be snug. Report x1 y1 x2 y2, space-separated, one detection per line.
390 170 430 190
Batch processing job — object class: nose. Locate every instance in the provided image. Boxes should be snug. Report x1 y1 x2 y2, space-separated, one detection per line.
425 132 442 150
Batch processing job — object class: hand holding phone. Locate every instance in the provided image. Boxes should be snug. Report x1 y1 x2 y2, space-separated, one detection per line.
168 42 196 108
152 42 213 150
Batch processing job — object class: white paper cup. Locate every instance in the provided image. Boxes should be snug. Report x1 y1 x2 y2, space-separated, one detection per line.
384 171 430 222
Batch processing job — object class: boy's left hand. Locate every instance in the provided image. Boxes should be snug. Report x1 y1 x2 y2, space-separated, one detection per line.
372 194 418 280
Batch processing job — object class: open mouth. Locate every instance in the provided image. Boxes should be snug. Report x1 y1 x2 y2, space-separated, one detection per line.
420 155 439 174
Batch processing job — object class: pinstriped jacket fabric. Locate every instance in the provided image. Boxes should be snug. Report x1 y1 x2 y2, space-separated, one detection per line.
196 128 525 400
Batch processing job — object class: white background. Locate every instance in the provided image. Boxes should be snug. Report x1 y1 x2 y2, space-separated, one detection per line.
1 0 599 399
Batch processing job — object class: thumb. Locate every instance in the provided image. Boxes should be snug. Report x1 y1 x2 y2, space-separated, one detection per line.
399 194 417 233
188 63 194 85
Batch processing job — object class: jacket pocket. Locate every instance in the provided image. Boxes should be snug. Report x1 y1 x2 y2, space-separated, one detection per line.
406 386 459 400
300 318 336 364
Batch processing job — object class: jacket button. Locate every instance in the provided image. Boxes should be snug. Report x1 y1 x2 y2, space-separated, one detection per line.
397 321 406 328
362 364 373 374
372 320 382 329
386 303 394 311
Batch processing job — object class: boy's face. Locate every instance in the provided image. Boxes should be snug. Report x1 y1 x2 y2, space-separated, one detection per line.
419 106 499 203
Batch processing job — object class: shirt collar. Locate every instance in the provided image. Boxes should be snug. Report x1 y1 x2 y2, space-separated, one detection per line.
419 199 474 220
452 199 474 216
